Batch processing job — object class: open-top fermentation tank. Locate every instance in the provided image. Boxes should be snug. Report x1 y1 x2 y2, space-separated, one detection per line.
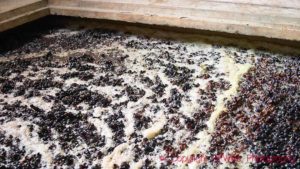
0 1 299 169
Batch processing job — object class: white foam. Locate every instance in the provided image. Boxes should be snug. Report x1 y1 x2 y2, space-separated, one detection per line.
0 119 53 168
143 113 167 139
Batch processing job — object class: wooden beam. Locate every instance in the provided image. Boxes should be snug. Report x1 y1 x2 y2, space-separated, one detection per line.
0 0 49 32
1 0 300 42
48 0 300 41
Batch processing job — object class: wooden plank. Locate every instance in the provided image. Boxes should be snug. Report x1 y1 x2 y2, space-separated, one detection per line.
77 1 300 26
79 0 300 18
0 8 49 32
0 0 47 22
0 0 48 32
0 0 41 13
50 6 300 41
48 0 300 41
48 0 80 6
79 0 300 9
1 0 300 41
204 0 300 9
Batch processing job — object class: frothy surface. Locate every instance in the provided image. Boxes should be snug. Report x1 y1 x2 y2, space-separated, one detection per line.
0 29 299 169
